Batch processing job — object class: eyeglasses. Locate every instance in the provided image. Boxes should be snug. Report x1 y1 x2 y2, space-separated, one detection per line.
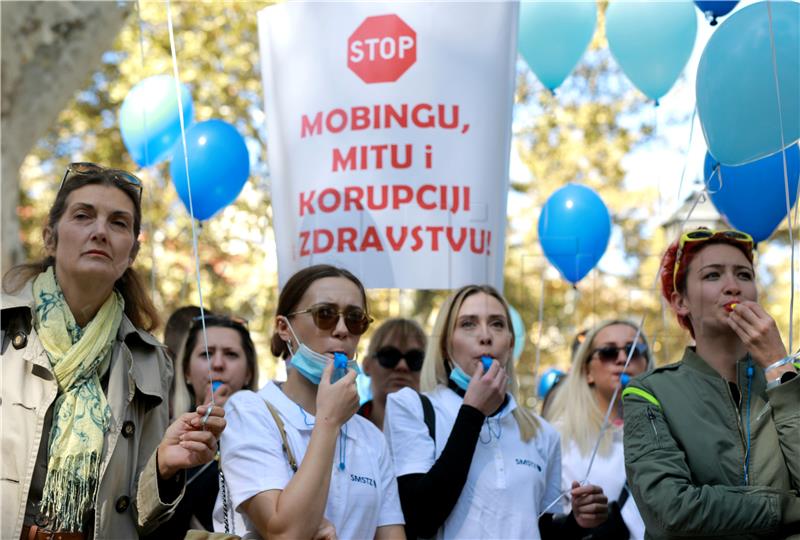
288 303 372 335
672 229 753 293
191 314 249 331
374 346 425 371
60 162 143 202
591 342 648 363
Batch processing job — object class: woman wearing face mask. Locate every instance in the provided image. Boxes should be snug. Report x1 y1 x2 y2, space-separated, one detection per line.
360 318 427 430
545 320 655 540
384 285 608 539
146 313 258 539
1 163 224 539
623 228 800 538
217 265 405 539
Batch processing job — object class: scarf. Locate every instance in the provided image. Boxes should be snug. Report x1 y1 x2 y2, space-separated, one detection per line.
32 266 123 532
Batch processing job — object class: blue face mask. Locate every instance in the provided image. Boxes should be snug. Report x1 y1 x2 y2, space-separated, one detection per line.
284 320 360 385
449 365 472 391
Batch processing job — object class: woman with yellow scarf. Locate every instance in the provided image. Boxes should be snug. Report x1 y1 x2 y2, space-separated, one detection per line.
1 163 226 540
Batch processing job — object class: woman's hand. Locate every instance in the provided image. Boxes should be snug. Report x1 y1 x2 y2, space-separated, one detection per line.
462 360 507 416
315 362 359 429
313 518 338 540
727 301 789 372
157 404 225 479
570 481 608 529
201 382 234 408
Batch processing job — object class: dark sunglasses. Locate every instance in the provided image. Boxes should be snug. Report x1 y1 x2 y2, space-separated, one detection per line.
288 303 372 335
374 346 425 371
591 342 648 363
60 162 143 202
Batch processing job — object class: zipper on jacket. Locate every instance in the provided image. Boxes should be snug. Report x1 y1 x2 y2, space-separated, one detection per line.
646 407 659 441
724 378 748 484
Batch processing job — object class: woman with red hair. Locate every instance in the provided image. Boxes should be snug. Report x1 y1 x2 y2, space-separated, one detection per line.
623 228 800 539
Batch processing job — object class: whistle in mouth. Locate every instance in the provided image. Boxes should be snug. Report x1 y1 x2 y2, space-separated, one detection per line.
481 355 493 373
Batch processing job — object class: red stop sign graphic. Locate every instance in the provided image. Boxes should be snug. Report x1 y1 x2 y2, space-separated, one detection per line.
348 14 417 84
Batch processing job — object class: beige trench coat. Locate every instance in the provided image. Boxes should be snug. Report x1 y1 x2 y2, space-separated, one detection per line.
1 283 184 539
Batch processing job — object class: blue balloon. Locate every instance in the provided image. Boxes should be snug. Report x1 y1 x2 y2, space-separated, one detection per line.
170 120 250 221
704 144 800 243
694 0 738 26
538 368 565 400
697 1 799 166
508 305 526 364
538 184 611 284
518 1 597 91
606 0 698 102
119 75 194 167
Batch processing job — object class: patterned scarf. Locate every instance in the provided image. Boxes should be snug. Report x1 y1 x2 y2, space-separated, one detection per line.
32 266 123 532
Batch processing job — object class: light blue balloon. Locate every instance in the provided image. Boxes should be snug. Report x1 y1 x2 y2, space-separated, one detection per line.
508 305 526 364
697 1 800 166
119 75 194 167
170 120 250 221
538 184 611 284
518 1 597 91
704 144 800 243
606 0 698 102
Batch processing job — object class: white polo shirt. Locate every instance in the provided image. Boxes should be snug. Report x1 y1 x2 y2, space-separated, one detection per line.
558 425 645 540
215 381 404 540
385 385 562 540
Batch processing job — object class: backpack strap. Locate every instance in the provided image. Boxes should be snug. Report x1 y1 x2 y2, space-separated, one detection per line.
418 392 435 442
264 399 298 472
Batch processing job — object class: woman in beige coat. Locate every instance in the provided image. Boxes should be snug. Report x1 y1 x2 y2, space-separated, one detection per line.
1 163 225 540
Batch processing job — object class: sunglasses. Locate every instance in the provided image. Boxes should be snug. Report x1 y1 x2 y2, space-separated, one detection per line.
672 229 753 293
288 303 372 335
591 342 648 363
60 162 143 202
374 346 425 371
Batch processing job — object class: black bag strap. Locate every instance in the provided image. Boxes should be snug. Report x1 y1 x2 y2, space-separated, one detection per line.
617 481 630 509
418 392 435 442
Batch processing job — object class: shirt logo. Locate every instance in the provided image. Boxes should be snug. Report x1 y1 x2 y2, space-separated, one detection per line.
350 474 377 488
515 458 542 471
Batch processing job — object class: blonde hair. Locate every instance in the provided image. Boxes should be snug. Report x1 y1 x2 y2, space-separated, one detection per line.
420 284 540 441
544 319 655 456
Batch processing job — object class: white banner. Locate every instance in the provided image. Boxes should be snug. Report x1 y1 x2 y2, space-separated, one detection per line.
258 2 518 289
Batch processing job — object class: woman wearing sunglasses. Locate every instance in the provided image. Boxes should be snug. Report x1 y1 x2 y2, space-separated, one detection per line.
217 264 405 539
1 163 225 539
146 313 258 539
384 284 608 540
545 320 654 539
623 228 800 538
360 318 428 430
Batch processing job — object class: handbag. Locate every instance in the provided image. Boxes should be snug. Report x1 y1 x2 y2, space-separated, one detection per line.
184 399 297 540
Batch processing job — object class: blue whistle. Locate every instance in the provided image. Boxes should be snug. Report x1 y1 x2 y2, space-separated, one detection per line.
212 380 223 393
481 355 493 373
620 373 631 387
331 352 349 383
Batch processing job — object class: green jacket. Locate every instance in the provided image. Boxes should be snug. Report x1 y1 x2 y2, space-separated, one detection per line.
623 347 800 539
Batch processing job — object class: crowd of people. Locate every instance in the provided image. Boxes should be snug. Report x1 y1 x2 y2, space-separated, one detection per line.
1 162 799 540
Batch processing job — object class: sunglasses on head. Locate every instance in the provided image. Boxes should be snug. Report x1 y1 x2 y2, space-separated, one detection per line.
591 342 648 363
288 303 372 335
60 162 143 202
672 228 753 293
374 346 425 371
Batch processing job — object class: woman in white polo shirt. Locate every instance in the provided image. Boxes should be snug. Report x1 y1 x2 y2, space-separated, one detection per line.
217 264 405 539
384 284 608 539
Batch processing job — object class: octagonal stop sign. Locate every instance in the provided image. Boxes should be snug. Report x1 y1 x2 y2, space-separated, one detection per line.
348 14 417 84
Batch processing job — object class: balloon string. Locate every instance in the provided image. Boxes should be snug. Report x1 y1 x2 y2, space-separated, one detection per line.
166 0 215 415
766 0 795 352
532 276 546 393
134 0 158 302
675 104 697 203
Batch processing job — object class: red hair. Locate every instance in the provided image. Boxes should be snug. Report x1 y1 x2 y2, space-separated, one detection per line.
659 231 754 337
